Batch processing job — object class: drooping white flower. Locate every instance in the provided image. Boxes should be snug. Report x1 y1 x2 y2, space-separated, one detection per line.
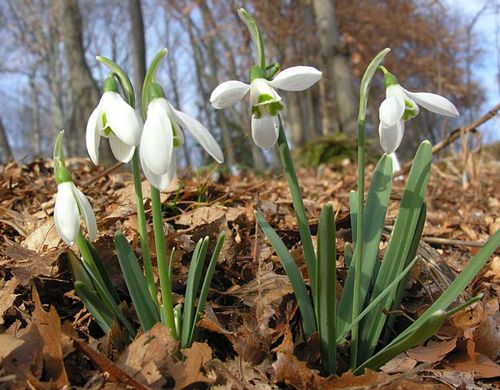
54 181 97 245
210 66 322 149
140 83 224 191
86 77 143 164
378 69 459 154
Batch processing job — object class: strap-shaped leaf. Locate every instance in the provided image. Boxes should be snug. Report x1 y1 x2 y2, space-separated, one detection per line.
355 310 447 374
336 255 419 344
386 228 500 348
337 154 393 340
317 204 337 375
74 281 114 334
85 238 121 304
255 211 317 338
383 203 427 344
81 259 136 338
358 141 431 362
181 237 209 349
349 190 358 249
115 232 159 332
187 232 226 348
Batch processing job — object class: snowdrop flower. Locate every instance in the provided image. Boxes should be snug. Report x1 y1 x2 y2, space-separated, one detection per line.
86 76 143 164
54 164 97 245
378 67 459 154
210 65 322 149
140 83 224 191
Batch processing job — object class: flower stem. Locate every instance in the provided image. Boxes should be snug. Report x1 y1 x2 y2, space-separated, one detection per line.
131 151 157 308
76 231 100 276
150 186 177 339
351 118 366 369
276 115 317 307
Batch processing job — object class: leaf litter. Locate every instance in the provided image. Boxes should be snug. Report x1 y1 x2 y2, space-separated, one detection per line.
1 154 500 389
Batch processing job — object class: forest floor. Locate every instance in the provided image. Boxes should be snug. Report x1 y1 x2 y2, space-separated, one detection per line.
1 150 500 389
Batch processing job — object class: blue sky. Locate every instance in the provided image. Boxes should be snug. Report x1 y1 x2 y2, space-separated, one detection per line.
449 0 500 142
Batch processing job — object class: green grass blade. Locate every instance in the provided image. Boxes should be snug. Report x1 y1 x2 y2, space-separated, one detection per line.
317 204 337 376
355 310 446 374
358 141 432 362
187 232 226 348
337 154 393 340
181 237 209 349
85 238 121 304
74 281 114 334
255 211 317 338
336 255 419 344
115 232 159 332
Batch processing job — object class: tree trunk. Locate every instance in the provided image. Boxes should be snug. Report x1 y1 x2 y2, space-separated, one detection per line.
129 0 147 104
29 72 41 158
312 0 357 136
0 115 12 163
53 0 105 159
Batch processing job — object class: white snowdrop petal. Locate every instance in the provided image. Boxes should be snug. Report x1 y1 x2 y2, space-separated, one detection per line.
403 89 459 117
170 105 224 163
379 96 405 127
378 120 405 154
86 106 101 165
109 135 135 163
103 92 143 146
251 115 279 150
140 98 174 175
54 182 80 245
140 145 175 191
210 80 251 109
269 66 322 91
73 186 98 242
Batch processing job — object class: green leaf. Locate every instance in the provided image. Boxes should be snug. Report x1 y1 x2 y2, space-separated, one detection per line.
386 228 500 348
349 190 358 249
96 56 136 108
337 154 393 340
359 48 391 121
67 249 93 289
115 232 159 332
85 238 120 305
344 243 353 270
316 204 337 376
81 259 136 338
181 237 209 349
255 211 317 338
336 255 419 344
383 203 427 343
355 310 447 374
358 141 432 362
74 281 114 334
187 232 226 348
142 48 168 117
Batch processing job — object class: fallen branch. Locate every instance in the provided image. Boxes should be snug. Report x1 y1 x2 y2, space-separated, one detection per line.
394 102 500 176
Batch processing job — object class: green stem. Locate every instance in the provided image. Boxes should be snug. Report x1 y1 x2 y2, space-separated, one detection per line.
351 118 366 369
132 151 157 308
277 115 317 307
150 186 177 339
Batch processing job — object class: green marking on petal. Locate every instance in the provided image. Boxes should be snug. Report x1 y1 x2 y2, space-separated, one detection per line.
258 94 274 104
402 100 418 121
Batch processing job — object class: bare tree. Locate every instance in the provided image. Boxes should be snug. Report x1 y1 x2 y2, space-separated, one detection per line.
0 115 12 162
312 0 358 136
53 0 102 157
